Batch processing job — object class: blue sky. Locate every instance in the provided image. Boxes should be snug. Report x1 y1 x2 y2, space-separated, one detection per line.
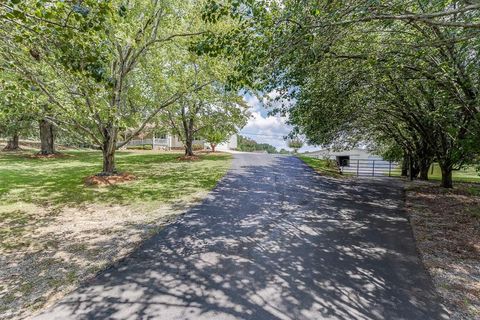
239 93 318 152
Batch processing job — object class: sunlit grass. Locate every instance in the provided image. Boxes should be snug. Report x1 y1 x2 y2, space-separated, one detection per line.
0 150 232 206
390 163 480 183
297 155 344 178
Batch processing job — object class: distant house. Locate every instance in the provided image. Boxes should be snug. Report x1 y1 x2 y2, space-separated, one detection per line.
121 133 238 151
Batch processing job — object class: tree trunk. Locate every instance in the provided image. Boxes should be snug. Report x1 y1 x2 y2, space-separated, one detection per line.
39 119 55 155
411 165 420 179
440 163 453 188
100 128 117 175
418 158 432 181
3 133 19 151
183 110 195 157
210 143 216 152
401 153 408 177
185 138 194 156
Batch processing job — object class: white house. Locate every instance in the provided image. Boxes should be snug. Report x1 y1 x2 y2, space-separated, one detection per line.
122 133 238 151
215 134 238 151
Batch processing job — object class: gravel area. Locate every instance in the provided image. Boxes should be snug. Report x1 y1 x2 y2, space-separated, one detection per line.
405 182 480 319
0 193 207 320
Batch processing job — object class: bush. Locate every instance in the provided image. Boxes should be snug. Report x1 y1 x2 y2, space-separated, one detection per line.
126 144 152 150
192 143 204 151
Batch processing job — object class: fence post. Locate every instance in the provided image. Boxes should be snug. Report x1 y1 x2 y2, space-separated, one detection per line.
389 161 392 177
357 159 359 176
372 160 375 177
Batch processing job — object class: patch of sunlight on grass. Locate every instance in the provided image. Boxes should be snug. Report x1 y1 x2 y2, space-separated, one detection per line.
0 150 232 207
297 155 344 178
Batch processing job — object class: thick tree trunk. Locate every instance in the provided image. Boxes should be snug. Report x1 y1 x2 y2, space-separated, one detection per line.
440 164 453 188
3 134 19 151
100 128 117 175
39 119 55 155
408 154 420 180
418 158 432 181
185 138 194 156
411 165 420 179
210 143 216 152
419 166 429 180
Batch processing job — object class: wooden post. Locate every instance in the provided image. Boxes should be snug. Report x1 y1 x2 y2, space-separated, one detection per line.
372 160 375 177
389 161 392 177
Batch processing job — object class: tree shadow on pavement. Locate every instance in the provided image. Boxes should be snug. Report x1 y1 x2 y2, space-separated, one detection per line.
33 154 449 320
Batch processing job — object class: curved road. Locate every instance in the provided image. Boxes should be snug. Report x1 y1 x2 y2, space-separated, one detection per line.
34 154 448 320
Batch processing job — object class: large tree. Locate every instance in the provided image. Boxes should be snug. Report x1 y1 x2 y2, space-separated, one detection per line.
1 0 211 174
200 0 480 187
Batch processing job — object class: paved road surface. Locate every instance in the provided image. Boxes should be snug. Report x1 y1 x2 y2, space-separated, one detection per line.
34 154 448 320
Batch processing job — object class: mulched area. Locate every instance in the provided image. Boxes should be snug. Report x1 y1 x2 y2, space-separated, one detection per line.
405 182 480 319
177 155 201 161
84 173 136 186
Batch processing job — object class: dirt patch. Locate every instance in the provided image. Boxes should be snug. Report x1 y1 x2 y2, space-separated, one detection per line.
84 173 136 186
0 191 208 320
405 182 480 319
177 155 201 161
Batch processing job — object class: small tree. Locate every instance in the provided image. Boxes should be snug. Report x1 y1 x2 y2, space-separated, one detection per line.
202 101 248 152
203 130 227 152
288 138 303 153
0 72 38 151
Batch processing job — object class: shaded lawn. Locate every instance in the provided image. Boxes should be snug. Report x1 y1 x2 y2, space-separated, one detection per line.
0 150 232 206
297 155 344 178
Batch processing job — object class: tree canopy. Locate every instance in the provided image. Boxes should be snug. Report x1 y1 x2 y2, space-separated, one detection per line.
200 0 480 187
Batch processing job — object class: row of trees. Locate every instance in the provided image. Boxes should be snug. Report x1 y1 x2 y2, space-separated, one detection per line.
0 0 248 174
200 0 480 188
236 135 277 153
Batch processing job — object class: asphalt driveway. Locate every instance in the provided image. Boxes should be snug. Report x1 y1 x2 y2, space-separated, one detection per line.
33 153 448 320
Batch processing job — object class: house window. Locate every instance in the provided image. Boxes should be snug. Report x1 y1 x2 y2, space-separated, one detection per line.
157 133 167 139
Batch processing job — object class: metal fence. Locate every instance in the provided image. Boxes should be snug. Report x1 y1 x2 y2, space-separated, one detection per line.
339 159 401 177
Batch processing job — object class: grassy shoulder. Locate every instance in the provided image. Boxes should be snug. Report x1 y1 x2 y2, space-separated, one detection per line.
297 155 344 178
428 164 480 183
391 164 480 183
405 182 480 319
0 150 232 319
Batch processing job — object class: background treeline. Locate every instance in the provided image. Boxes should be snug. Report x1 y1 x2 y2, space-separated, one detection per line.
237 135 277 153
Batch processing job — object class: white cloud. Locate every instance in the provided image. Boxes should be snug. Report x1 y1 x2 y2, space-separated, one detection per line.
240 94 317 152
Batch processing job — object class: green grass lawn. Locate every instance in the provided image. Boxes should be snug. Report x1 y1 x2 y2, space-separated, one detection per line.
427 163 480 183
297 155 344 178
389 163 480 183
0 149 232 318
0 150 232 207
